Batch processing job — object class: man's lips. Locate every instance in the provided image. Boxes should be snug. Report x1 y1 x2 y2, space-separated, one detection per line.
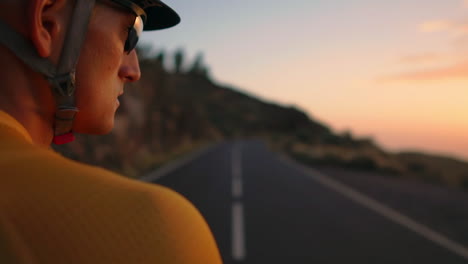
116 91 124 107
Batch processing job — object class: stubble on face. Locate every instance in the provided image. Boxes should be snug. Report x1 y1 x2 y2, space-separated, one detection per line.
72 3 134 135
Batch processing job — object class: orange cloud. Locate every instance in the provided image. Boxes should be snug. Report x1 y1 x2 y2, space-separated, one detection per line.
419 20 453 33
398 53 442 64
451 34 468 51
419 19 468 35
379 60 468 82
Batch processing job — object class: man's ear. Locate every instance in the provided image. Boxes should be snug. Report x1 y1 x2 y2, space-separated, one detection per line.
29 0 68 58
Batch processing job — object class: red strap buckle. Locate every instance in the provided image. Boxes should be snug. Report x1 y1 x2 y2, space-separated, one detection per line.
53 132 75 145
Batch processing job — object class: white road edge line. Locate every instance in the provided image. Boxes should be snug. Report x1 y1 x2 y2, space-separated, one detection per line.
279 155 468 261
140 143 217 182
232 202 246 261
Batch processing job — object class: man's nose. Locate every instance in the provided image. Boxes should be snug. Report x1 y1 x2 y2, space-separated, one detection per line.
119 50 141 82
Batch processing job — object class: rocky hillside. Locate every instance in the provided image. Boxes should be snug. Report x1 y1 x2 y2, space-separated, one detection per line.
54 49 468 191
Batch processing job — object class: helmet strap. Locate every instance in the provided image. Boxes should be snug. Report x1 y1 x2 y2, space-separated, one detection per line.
0 20 57 78
0 0 97 145
51 0 96 144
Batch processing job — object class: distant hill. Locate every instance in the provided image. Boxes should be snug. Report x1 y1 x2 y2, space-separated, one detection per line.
54 49 468 191
396 152 468 189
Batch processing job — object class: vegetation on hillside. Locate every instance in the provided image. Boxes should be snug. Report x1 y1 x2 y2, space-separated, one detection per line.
54 47 468 191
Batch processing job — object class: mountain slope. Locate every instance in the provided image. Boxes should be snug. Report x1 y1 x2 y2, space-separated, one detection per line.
53 51 468 191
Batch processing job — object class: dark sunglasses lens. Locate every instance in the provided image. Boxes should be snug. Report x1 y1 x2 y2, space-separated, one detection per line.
124 16 143 53
124 27 138 53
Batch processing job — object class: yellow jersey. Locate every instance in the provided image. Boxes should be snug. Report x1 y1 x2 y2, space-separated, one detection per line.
0 111 222 264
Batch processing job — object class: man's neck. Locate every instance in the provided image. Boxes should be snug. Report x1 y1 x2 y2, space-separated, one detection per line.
0 49 56 147
1 106 55 148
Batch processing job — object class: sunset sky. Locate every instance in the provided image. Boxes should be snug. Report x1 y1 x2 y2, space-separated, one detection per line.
141 0 468 161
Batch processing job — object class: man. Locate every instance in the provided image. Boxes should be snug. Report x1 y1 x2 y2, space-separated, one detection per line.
0 0 222 263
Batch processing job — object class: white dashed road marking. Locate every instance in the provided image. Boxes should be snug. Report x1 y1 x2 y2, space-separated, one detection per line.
231 144 246 261
232 177 243 198
232 202 246 260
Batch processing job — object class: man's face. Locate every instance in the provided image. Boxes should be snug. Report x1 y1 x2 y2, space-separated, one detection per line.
73 1 141 134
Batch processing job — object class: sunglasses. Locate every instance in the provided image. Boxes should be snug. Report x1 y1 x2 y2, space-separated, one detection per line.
124 15 144 53
103 0 147 53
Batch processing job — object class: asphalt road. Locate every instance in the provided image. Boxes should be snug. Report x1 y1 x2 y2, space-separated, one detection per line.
147 140 468 264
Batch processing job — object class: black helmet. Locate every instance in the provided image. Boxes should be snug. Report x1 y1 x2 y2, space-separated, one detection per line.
111 0 180 30
0 0 180 144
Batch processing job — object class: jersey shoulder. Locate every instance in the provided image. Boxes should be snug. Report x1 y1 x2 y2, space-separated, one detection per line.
1 145 222 264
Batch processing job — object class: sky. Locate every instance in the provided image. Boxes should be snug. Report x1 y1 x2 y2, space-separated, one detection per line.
141 0 468 161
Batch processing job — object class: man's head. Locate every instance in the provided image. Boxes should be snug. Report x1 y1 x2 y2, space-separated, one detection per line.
0 0 179 144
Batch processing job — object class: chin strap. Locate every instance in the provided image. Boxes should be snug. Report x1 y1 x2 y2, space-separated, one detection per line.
50 0 96 144
0 0 96 145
